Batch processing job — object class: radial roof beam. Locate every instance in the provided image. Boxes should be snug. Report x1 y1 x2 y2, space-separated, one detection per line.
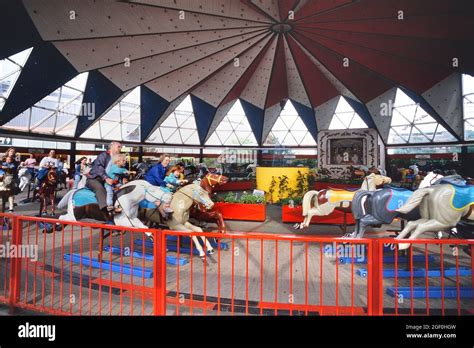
264 35 288 108
314 96 340 131
140 85 171 142
421 73 464 140
365 88 398 143
23 0 267 41
128 0 272 23
292 99 317 141
0 43 77 126
55 27 266 73
282 36 312 109
75 71 124 137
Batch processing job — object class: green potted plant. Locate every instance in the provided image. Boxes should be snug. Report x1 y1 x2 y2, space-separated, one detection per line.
214 191 266 222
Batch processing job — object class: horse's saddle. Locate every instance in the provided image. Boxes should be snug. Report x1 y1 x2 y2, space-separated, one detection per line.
449 184 474 210
72 188 98 207
319 189 356 205
386 188 413 212
139 200 157 209
433 175 466 186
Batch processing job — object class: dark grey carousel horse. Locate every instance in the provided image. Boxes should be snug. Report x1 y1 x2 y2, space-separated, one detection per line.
350 174 466 239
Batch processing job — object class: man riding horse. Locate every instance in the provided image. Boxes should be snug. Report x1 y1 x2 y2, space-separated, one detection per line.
85 141 122 218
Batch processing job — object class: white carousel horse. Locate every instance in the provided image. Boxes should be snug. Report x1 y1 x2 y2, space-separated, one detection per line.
296 173 392 230
349 171 447 239
18 166 34 192
57 179 173 229
140 183 216 259
395 180 474 250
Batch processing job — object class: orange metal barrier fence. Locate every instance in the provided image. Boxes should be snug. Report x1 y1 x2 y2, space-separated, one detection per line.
0 214 472 316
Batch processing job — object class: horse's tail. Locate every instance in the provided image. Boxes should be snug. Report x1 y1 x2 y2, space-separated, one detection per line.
351 190 375 219
57 190 75 210
302 190 319 217
396 187 433 214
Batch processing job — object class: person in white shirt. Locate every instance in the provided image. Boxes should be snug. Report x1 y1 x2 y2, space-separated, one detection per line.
36 150 58 186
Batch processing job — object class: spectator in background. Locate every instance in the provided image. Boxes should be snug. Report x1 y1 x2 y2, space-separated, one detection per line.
1 157 17 212
22 154 37 177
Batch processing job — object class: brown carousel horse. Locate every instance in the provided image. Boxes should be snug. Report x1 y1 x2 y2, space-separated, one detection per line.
190 173 229 233
38 167 58 216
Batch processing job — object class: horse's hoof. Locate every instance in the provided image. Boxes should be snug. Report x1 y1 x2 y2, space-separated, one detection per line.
398 243 411 251
293 223 300 230
208 249 215 255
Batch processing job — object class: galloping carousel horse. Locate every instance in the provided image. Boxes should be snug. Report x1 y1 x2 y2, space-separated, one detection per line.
189 173 229 233
140 183 216 260
38 167 58 216
349 172 462 239
18 166 36 192
296 173 392 232
58 179 173 259
0 169 15 212
394 181 474 250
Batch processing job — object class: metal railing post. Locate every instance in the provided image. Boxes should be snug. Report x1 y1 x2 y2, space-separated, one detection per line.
9 215 22 312
369 239 383 315
154 229 166 315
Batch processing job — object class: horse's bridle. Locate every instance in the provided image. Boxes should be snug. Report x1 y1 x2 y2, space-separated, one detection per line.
176 186 212 209
206 174 223 188
429 173 441 185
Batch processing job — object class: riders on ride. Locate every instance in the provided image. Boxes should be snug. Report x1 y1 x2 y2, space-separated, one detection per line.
144 154 170 187
105 154 131 213
73 157 87 189
85 141 122 214
36 150 59 187
163 165 188 193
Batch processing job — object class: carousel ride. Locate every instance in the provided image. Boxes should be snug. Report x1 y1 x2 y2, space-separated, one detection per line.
14 157 474 264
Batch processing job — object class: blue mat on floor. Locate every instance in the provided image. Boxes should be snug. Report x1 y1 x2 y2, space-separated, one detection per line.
356 267 472 278
387 286 474 299
63 253 153 278
103 246 188 266
134 236 229 255
324 243 420 254
336 255 435 264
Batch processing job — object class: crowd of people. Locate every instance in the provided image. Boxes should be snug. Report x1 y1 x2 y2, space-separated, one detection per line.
83 142 188 216
0 142 197 216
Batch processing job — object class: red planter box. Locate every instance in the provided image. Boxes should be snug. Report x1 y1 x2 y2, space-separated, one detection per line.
214 202 266 222
313 182 360 190
214 180 255 192
281 205 355 225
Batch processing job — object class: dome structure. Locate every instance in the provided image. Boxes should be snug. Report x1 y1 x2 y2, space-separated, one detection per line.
1 0 473 147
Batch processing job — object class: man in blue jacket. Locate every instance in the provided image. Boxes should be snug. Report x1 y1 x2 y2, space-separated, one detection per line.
144 154 171 188
85 142 122 212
